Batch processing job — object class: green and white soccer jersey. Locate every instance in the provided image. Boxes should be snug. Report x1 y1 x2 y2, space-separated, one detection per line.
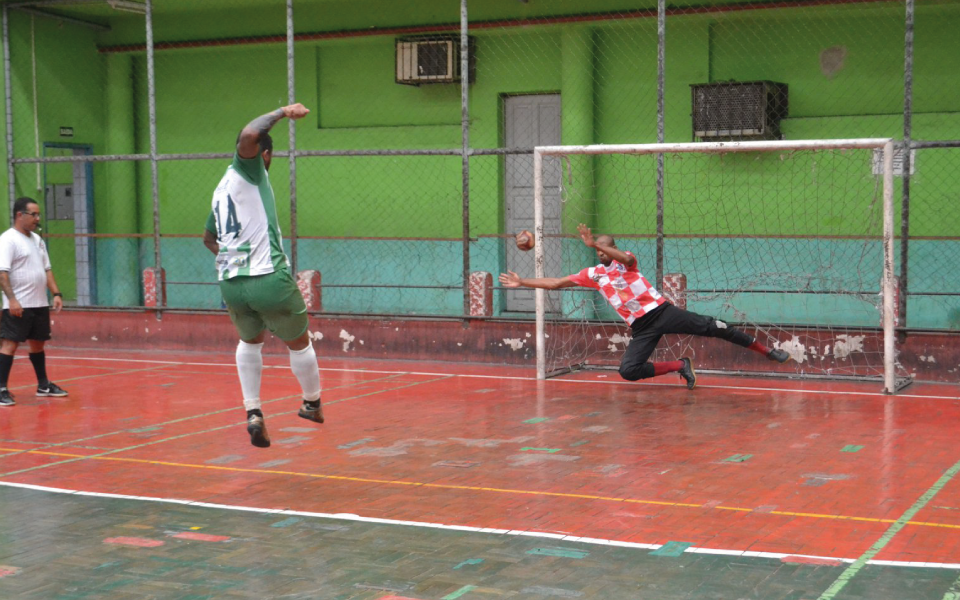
207 153 289 280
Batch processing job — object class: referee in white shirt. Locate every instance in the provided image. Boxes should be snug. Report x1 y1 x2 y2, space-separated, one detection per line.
0 197 68 406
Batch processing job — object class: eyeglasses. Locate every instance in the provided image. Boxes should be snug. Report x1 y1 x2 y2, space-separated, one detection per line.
22 212 40 218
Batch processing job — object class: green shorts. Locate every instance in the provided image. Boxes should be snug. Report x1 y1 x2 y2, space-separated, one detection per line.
219 269 308 342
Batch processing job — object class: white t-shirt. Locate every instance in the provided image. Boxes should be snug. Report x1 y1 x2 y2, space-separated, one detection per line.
0 228 52 309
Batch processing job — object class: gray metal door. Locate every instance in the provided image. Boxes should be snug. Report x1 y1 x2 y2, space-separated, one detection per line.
504 94 561 312
43 144 96 306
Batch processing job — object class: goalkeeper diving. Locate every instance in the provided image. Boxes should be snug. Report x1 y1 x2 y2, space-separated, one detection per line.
499 224 789 389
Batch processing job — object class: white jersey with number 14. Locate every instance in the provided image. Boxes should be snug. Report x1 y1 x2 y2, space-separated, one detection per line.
210 153 289 281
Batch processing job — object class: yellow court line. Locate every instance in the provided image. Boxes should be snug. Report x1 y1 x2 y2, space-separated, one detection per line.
2 445 958 532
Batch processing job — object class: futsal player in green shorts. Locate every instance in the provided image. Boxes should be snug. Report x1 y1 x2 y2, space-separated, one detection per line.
202 102 323 448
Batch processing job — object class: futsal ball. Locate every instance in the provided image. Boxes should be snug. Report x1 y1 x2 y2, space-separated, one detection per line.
515 230 534 251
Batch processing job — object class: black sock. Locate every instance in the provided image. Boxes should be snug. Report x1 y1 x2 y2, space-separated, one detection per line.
29 352 48 386
247 409 263 419
0 353 14 389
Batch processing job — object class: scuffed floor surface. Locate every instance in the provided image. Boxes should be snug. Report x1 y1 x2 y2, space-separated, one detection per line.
1 350 959 599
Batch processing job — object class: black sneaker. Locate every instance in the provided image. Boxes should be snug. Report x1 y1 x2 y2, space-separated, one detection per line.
37 382 68 397
247 414 271 448
678 357 697 390
297 400 324 424
767 349 790 363
0 388 14 407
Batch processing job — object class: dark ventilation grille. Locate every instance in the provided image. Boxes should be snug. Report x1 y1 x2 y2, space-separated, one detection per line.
417 41 450 78
691 81 788 141
396 35 475 85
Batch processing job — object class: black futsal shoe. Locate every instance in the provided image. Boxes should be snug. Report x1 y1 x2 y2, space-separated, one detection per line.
247 414 271 448
0 388 14 407
37 382 68 397
767 349 790 363
678 357 697 390
297 400 324 424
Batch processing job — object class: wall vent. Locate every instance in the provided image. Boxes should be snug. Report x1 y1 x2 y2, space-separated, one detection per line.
691 81 788 141
396 35 475 85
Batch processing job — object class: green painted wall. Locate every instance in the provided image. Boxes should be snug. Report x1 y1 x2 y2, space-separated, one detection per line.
5 1 959 327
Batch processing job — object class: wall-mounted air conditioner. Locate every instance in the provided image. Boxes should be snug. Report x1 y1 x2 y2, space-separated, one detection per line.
691 81 788 141
396 35 475 86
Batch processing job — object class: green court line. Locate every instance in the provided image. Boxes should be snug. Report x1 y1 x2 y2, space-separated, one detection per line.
841 445 865 453
523 417 550 424
520 447 560 453
723 454 753 462
818 456 960 600
944 573 960 600
443 585 477 599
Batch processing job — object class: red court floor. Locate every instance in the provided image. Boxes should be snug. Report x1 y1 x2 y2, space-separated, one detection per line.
1 350 960 598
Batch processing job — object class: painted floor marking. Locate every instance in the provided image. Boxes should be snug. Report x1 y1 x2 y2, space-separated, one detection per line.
817 455 960 599
48 355 960 401
1 444 958 533
2 479 959 571
6 363 173 396
0 371 407 461
0 375 453 479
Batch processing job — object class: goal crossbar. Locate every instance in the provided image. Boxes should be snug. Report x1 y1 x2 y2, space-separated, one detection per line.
532 138 899 393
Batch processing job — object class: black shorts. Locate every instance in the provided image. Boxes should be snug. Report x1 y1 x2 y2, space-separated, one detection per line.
0 307 52 343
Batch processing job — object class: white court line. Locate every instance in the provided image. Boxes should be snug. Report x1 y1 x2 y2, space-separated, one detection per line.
0 479 956 570
49 354 960 401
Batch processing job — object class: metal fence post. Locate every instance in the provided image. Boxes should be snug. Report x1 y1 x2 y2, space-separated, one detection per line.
145 0 163 310
655 0 666 289
287 0 297 274
2 6 15 219
900 0 914 330
460 0 470 319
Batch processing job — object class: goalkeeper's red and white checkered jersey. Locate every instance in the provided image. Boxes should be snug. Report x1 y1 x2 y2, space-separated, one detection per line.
568 252 666 325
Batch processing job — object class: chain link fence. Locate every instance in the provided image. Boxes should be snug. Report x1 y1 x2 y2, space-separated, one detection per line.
1 0 956 330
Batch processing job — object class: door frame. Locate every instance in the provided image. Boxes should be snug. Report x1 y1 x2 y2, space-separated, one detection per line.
42 142 96 305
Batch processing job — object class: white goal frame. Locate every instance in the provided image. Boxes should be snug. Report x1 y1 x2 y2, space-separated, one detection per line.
532 138 898 393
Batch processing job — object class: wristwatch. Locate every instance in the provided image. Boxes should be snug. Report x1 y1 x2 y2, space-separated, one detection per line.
53 293 62 297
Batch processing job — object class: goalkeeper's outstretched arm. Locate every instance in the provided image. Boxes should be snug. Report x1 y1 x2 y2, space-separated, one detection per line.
577 223 636 268
499 272 579 290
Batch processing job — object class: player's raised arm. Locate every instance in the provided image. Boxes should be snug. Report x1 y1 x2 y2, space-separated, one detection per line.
236 103 311 158
577 223 636 268
499 271 578 290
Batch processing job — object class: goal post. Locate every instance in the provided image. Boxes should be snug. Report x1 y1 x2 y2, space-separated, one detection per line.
533 138 902 394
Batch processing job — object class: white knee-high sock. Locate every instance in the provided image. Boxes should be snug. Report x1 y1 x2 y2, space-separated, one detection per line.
236 341 264 411
289 343 321 402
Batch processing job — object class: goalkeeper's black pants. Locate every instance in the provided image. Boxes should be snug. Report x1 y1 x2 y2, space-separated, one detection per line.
618 303 754 381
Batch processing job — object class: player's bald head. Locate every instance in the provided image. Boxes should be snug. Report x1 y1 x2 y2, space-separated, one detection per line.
596 234 615 247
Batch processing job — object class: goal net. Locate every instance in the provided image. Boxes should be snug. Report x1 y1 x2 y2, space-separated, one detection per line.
532 139 907 393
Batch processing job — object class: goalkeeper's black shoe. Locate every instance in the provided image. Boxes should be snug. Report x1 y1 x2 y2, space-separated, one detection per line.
678 357 697 390
767 349 790 363
247 414 271 448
